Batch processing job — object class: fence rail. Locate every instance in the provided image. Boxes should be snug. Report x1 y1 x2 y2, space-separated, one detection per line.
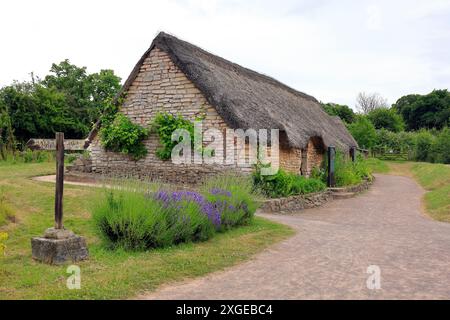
375 152 409 161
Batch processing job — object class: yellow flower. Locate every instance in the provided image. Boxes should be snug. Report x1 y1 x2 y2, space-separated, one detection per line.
0 232 8 256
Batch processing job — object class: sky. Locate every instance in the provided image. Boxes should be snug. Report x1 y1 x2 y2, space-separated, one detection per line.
0 0 449 108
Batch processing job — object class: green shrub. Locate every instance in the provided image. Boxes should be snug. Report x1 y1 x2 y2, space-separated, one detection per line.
315 151 373 187
253 166 326 198
99 113 149 160
334 152 372 187
292 176 327 194
431 127 450 164
371 127 450 164
151 112 195 160
347 116 378 149
413 129 436 162
92 188 169 250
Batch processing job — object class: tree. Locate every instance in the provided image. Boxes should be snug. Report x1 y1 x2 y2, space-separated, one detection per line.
88 69 122 120
393 90 450 131
321 103 356 123
356 92 388 114
347 116 377 149
367 108 405 132
0 60 121 145
43 60 121 128
0 82 79 143
0 101 14 158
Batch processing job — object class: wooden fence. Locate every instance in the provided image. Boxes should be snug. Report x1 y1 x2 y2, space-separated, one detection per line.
371 146 413 161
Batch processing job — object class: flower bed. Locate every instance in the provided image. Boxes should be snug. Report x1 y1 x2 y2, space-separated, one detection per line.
92 174 258 250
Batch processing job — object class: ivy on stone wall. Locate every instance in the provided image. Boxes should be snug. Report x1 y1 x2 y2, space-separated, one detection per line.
151 112 195 160
99 112 149 160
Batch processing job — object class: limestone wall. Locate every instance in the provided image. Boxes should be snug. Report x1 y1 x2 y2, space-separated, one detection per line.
88 47 320 184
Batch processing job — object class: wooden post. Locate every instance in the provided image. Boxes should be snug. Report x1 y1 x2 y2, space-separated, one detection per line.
350 146 356 163
327 146 336 188
54 132 64 229
300 148 308 176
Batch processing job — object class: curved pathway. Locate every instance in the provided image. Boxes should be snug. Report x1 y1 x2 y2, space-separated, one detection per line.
139 174 450 299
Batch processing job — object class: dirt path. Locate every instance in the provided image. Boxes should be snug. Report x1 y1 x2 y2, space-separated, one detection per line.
138 174 450 300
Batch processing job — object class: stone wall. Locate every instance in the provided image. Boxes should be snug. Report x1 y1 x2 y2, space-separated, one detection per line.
260 177 373 213
89 48 236 184
260 191 333 213
88 47 321 184
280 146 301 174
306 137 325 175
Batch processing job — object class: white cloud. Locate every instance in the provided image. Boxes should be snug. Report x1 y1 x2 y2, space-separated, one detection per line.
366 5 382 30
0 0 449 109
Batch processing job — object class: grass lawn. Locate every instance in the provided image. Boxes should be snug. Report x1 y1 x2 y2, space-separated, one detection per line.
367 158 450 223
365 158 390 174
0 162 293 299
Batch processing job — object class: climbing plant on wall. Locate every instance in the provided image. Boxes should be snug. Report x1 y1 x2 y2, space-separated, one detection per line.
151 112 195 160
99 112 149 160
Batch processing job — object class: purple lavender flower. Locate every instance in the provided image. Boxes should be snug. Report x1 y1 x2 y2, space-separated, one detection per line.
210 188 232 197
153 190 221 227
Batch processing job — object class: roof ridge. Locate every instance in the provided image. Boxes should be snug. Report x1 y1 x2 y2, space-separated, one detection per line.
154 31 318 103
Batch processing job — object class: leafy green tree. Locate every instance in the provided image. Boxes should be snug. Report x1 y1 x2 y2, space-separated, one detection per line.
88 70 122 120
393 90 450 130
367 108 405 132
321 103 356 123
0 101 14 158
0 60 121 145
347 116 377 149
43 60 121 129
0 82 81 143
0 83 41 142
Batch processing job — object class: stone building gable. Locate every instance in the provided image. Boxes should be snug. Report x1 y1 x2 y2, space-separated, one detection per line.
89 47 246 183
88 47 320 183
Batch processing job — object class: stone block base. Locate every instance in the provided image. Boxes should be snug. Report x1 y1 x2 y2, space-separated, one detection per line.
31 232 88 265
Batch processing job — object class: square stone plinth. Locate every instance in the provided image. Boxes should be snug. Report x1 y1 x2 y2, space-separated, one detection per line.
31 235 88 265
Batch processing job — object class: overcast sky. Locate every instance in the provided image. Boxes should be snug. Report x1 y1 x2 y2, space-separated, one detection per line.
1 0 449 108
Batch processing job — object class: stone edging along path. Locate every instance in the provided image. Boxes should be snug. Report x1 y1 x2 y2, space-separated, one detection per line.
260 178 374 213
33 172 373 214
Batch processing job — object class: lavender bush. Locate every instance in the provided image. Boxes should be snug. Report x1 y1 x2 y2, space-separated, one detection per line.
201 174 260 230
152 191 217 242
92 174 258 251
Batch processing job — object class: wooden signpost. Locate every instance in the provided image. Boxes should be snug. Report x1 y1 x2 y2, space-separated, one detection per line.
30 133 88 265
54 133 65 229
27 134 86 229
26 137 85 151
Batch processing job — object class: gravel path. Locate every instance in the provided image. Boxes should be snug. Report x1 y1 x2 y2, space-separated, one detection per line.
138 174 450 300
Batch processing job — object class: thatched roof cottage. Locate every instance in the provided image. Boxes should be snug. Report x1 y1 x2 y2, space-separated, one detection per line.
84 32 357 183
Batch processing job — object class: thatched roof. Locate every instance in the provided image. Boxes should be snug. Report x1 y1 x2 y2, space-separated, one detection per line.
86 32 357 150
